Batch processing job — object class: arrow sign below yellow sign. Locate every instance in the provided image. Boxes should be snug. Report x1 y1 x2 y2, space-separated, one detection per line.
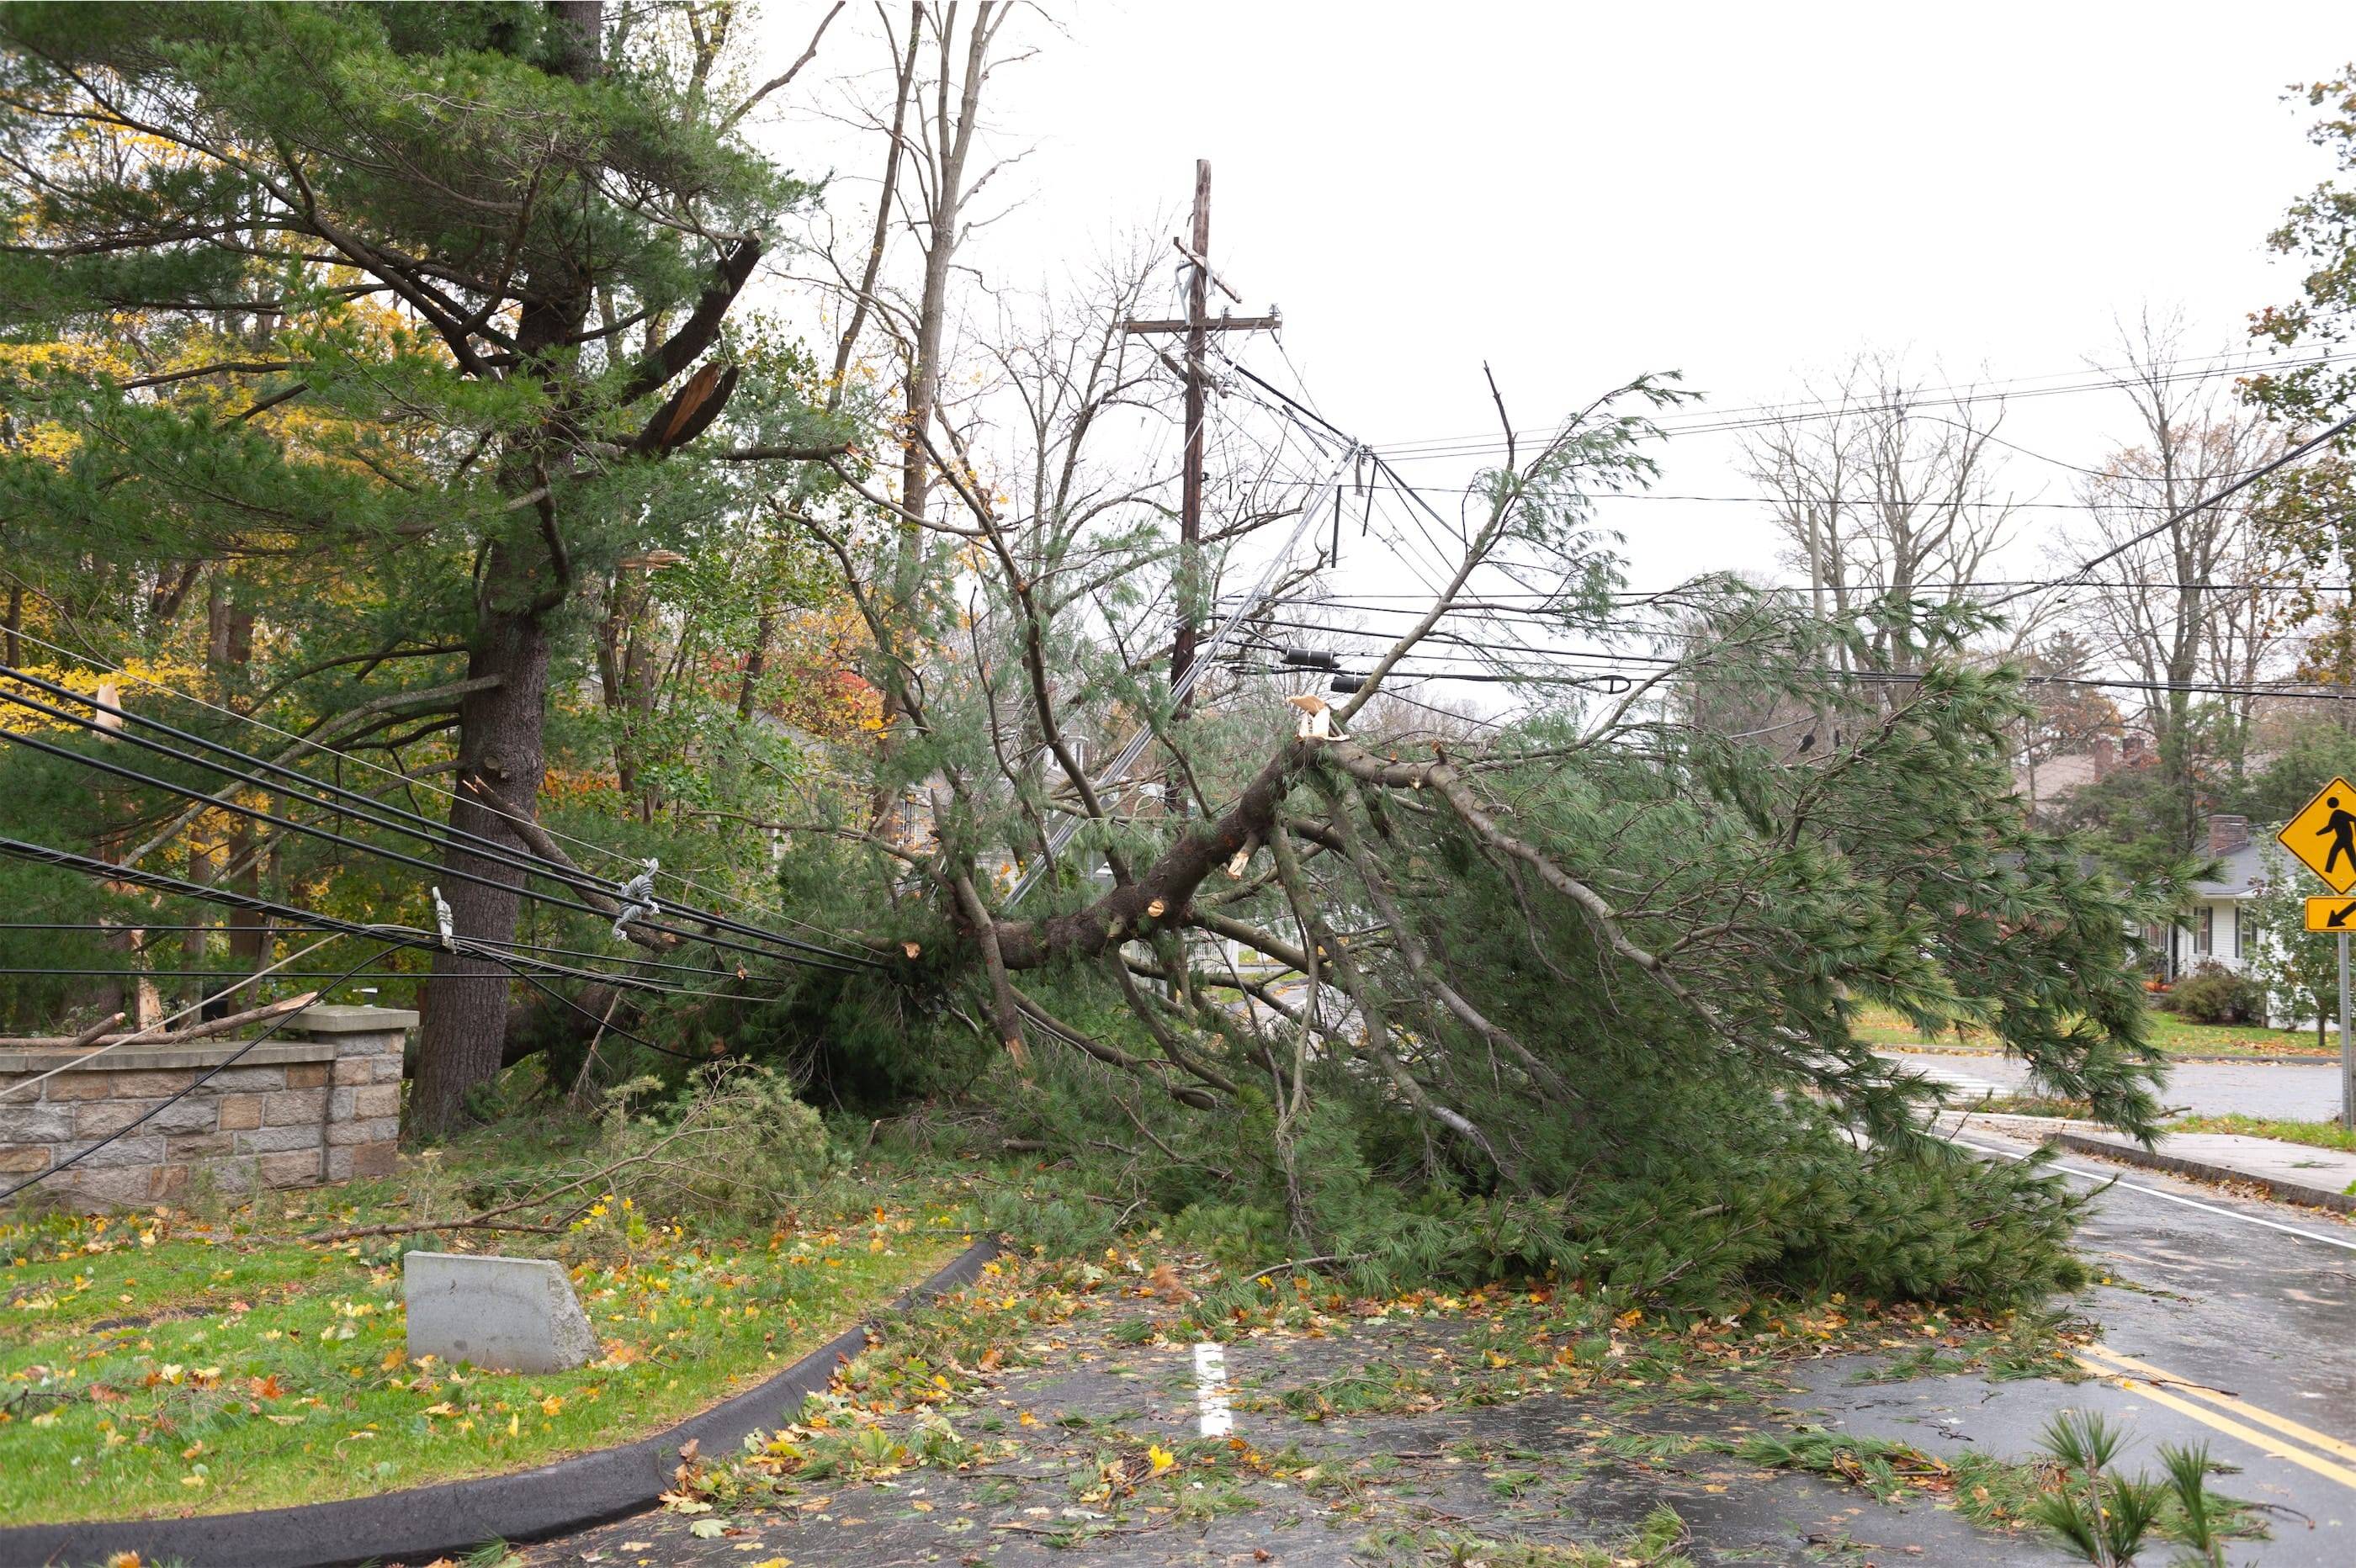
2307 897 2356 932
2280 776 2356 893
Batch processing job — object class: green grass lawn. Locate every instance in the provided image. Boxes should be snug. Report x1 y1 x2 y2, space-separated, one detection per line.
1853 1004 2332 1058
1 1158 964 1523
2166 1113 2356 1152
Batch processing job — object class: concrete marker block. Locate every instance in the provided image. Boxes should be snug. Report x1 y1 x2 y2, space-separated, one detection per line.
404 1252 597 1374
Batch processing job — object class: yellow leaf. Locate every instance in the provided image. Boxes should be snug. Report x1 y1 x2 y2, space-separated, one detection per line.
1147 1443 1175 1475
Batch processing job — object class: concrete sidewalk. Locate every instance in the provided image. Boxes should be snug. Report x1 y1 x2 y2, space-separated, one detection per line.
1929 1107 2356 1212
2050 1126 2356 1213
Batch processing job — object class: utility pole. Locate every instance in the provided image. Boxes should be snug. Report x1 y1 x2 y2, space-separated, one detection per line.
1124 160 1280 722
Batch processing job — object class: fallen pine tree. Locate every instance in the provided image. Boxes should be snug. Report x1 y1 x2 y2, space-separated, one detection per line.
716 375 2175 1312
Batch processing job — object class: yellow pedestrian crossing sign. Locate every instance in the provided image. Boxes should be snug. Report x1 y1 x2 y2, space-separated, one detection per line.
2280 776 2356 893
2307 896 2356 932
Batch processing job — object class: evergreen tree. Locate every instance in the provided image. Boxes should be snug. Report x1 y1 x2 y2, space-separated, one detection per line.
0 1 849 1130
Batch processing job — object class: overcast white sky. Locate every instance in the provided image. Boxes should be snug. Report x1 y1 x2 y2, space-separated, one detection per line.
758 2 2350 598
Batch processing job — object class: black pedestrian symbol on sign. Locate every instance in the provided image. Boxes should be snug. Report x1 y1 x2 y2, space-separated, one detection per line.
2323 797 2356 878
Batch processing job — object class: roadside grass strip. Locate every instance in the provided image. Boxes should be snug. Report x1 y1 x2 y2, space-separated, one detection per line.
1 1184 964 1522
2166 1114 2356 1155
1853 1003 2330 1058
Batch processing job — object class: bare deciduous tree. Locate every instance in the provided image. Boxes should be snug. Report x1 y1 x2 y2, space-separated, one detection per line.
1743 352 2024 677
2047 315 2290 845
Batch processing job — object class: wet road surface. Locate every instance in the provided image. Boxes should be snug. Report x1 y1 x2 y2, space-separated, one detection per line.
1882 1049 2346 1120
486 1133 2356 1567
1884 1125 2356 1564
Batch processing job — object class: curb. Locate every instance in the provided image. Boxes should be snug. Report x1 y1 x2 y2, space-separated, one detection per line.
2051 1132 2356 1215
2 1237 1000 1568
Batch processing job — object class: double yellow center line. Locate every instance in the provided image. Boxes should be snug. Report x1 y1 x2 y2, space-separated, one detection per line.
2074 1342 2356 1491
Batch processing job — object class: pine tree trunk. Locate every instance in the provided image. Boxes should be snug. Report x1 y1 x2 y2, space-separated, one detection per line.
406 0 601 1137
411 587 552 1136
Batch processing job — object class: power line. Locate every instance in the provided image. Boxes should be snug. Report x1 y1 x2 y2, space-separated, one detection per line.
1349 486 2346 515
1004 442 1361 907
0 624 865 956
0 923 723 1206
0 922 747 982
0 705 841 976
1366 349 2344 464
0 939 407 1205
1990 408 2356 609
1239 610 2356 704
1226 580 2356 604
0 661 873 967
1 930 348 1103
0 675 875 972
0 969 424 979
0 836 851 990
1326 646 2356 705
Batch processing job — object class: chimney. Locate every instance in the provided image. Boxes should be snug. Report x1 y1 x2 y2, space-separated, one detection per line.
2208 814 2251 856
2090 734 2116 779
2122 734 2146 763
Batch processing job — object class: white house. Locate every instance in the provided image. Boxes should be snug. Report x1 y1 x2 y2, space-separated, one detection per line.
2147 814 2260 981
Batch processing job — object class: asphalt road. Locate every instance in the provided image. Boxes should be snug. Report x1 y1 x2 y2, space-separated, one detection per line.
494 1138 2356 1568
1882 1048 2348 1121
1817 1125 2356 1566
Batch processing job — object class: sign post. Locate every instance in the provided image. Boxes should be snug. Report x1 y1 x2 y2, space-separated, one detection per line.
2279 777 2356 1129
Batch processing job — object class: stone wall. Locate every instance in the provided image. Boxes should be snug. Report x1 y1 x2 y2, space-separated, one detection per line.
0 1004 411 1211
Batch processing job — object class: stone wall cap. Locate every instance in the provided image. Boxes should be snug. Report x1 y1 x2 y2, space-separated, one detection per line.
289 1004 422 1034
0 1041 336 1074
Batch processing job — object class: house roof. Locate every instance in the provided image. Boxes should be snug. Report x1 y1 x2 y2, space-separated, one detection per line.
2193 840 2266 899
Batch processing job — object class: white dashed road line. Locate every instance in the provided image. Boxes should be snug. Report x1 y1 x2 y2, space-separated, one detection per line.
1193 1341 1234 1437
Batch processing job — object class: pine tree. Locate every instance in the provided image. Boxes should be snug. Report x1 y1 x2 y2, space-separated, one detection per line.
0 1 847 1130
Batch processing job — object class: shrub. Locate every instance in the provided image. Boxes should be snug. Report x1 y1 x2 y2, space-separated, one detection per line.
2155 962 2264 1025
601 1064 835 1223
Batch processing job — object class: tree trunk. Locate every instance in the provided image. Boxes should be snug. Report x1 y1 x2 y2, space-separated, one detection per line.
408 0 601 1136
411 591 552 1135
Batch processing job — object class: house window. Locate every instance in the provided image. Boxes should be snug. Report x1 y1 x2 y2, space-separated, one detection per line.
2197 906 2213 956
